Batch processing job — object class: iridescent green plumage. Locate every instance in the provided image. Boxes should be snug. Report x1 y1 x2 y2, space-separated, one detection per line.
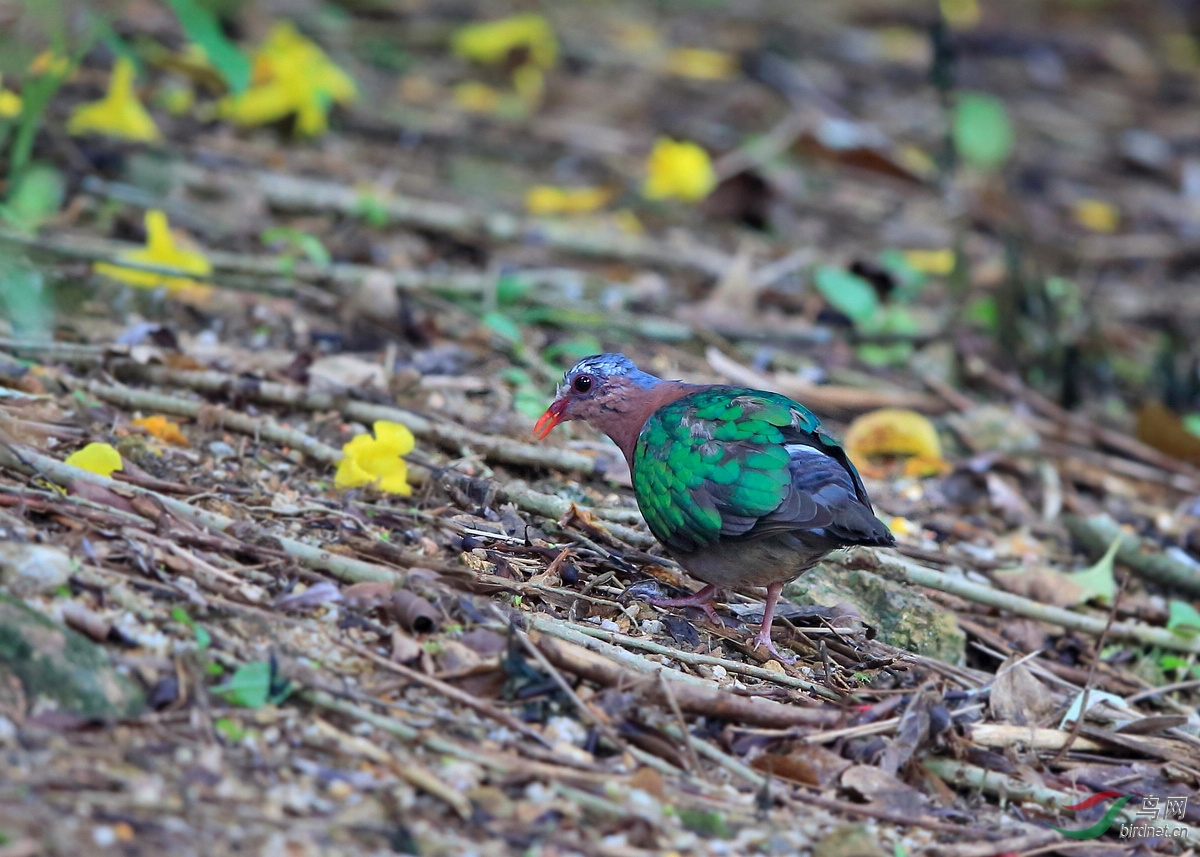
632 387 867 554
537 354 894 662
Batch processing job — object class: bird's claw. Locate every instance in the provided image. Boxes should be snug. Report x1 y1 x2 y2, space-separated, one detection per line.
752 631 797 665
645 584 723 626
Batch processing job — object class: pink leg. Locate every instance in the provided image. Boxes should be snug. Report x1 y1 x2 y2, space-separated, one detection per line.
647 584 722 625
752 582 796 664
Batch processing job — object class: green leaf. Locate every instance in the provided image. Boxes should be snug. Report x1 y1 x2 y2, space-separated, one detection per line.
543 334 603 365
260 227 331 266
1 163 64 231
953 92 1014 171
1065 535 1119 606
353 192 389 228
482 311 521 342
163 0 250 94
0 259 52 338
812 265 879 325
677 808 730 839
877 249 928 302
514 386 546 420
214 717 246 742
1059 688 1126 728
1182 414 1200 439
965 296 998 331
1166 599 1200 639
213 660 271 708
495 273 532 305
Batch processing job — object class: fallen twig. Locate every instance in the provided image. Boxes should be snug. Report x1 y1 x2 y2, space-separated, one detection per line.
854 550 1200 654
707 347 947 415
1063 513 1200 597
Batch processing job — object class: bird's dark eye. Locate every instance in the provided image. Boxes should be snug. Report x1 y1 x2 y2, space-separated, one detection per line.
572 374 594 393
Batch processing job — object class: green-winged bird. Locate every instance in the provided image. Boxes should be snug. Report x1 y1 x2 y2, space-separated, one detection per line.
534 353 895 662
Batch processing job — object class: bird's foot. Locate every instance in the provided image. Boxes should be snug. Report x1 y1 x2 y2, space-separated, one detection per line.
751 629 797 665
646 584 722 626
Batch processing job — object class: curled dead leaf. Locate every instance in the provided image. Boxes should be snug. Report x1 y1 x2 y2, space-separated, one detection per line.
843 408 950 478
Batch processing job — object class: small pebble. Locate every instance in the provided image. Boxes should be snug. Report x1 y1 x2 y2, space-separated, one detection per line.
93 826 116 848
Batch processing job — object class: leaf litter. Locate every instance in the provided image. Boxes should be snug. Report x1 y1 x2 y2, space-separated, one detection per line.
0 1 1199 856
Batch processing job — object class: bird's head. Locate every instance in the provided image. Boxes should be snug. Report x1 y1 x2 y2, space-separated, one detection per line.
533 353 662 439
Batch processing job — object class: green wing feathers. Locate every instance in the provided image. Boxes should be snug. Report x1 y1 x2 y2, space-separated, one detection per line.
633 387 850 553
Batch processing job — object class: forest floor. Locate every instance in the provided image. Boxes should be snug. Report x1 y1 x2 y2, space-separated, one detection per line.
1 1 1199 855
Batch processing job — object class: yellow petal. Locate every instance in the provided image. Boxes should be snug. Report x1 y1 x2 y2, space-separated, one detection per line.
901 248 956 275
512 64 545 106
0 78 21 119
219 22 356 138
642 138 716 203
844 408 948 477
65 442 123 477
452 13 558 69
67 57 161 143
29 51 70 77
132 415 189 446
1072 199 1118 233
453 81 500 113
664 48 737 81
940 0 981 29
374 461 412 495
336 422 415 494
525 185 612 216
335 455 374 488
372 421 415 455
94 210 211 292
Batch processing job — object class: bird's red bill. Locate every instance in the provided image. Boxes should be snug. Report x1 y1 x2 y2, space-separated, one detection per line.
534 399 568 439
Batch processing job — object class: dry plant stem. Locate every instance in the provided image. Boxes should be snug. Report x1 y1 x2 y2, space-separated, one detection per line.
253 171 733 277
0 337 128 364
310 717 471 818
0 443 402 585
303 689 645 789
1064 513 1200 597
706 347 947 415
113 361 602 475
539 614 842 700
330 637 551 748
533 631 837 729
970 360 1200 479
964 724 1104 753
926 831 1064 857
85 380 343 464
436 470 655 547
511 625 633 756
1052 574 1126 764
923 757 1196 841
855 550 1200 654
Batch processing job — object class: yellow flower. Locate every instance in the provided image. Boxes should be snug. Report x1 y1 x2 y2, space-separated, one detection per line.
132 415 190 446
901 249 956 275
1072 199 1118 233
220 21 357 137
452 13 558 69
67 57 161 143
335 421 415 495
94 209 212 292
65 443 123 477
0 76 22 119
29 51 70 77
453 81 501 113
642 138 717 203
525 185 612 216
664 48 737 81
844 408 950 479
940 0 981 29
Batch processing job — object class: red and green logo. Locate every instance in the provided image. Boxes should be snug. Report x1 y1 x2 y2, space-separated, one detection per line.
1051 791 1133 839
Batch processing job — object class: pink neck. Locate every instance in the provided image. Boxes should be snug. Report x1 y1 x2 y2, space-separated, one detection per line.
590 381 700 466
